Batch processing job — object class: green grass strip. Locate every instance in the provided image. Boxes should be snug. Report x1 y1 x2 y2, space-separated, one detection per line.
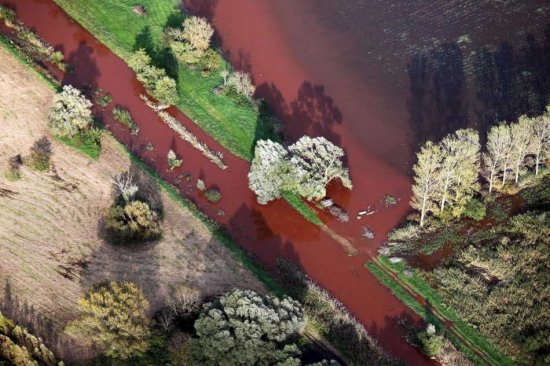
368 257 514 366
282 191 323 226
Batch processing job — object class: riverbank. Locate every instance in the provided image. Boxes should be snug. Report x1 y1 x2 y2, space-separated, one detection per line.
6 1 435 364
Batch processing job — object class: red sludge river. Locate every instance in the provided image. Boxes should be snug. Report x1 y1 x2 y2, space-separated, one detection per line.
6 0 550 364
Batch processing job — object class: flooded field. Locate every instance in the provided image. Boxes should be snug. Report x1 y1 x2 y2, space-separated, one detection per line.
3 0 550 363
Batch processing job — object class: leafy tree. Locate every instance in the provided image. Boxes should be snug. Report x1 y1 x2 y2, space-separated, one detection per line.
436 129 480 218
129 49 178 108
191 289 305 366
510 116 534 184
484 124 512 192
48 85 92 137
182 16 214 53
105 200 161 244
66 281 151 360
248 140 293 204
411 141 442 227
289 136 352 201
530 107 550 175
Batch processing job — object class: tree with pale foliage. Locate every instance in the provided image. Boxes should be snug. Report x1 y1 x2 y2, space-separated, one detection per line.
227 71 256 99
48 85 93 137
435 129 480 218
65 281 151 360
411 141 442 227
248 137 352 204
510 116 534 184
190 289 305 366
484 124 512 192
289 136 352 201
182 16 214 54
248 139 293 204
166 283 201 316
530 108 550 175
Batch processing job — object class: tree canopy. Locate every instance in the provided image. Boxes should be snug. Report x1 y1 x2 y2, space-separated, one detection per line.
48 85 93 137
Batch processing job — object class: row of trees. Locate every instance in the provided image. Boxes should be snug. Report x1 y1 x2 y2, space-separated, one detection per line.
248 136 352 204
412 109 550 226
65 282 338 365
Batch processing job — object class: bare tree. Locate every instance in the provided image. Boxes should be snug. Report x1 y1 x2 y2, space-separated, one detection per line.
112 173 138 203
166 284 201 316
531 108 550 175
411 141 442 227
157 309 175 333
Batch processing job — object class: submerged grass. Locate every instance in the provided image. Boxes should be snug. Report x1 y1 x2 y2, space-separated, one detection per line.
282 191 323 226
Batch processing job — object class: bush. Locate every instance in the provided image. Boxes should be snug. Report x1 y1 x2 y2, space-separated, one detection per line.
463 198 486 221
26 136 52 172
113 106 138 132
418 324 444 358
105 200 161 244
198 48 221 73
226 71 255 99
57 127 102 159
5 154 22 181
48 85 93 137
204 188 221 203
94 88 112 108
66 281 151 360
167 149 182 170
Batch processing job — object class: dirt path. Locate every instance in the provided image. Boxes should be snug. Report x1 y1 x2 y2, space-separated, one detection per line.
0 45 263 362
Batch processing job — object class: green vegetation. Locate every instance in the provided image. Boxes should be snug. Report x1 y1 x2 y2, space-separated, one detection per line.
53 0 276 160
56 127 102 160
204 188 221 203
112 106 138 132
0 311 62 365
66 281 151 360
25 136 52 172
282 191 323 226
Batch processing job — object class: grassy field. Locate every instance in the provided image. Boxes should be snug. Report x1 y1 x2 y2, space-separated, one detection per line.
0 45 265 362
53 0 274 161
366 256 514 366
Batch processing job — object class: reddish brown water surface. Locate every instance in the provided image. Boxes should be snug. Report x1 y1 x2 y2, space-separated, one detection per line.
7 0 549 364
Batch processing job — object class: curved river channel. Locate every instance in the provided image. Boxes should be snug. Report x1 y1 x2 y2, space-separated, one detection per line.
8 0 550 364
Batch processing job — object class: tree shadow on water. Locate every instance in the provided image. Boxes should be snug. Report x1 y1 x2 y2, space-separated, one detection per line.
62 41 100 93
133 25 179 81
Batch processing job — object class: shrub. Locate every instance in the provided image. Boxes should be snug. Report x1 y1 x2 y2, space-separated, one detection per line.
112 106 138 132
93 88 112 108
204 188 221 203
166 284 201 316
26 136 52 171
49 85 93 137
388 222 420 242
418 324 444 358
462 198 486 221
167 149 182 170
196 179 206 191
66 281 151 360
198 48 221 72
226 71 255 99
105 200 161 244
182 16 214 53
5 154 22 181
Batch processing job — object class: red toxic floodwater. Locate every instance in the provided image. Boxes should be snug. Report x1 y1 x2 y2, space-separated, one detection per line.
7 0 549 364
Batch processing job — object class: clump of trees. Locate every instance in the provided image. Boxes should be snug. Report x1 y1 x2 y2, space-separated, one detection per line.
104 173 161 244
1 311 62 365
411 109 550 226
249 137 352 204
65 281 151 360
189 289 305 365
128 49 179 109
417 324 444 359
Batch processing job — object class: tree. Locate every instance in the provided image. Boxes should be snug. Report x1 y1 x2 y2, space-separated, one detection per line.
166 283 201 316
227 71 255 99
436 129 480 218
288 136 352 201
248 140 293 204
65 281 151 360
484 124 512 192
27 136 52 171
411 141 442 227
48 85 92 137
418 324 443 359
531 107 550 175
105 200 161 243
182 16 214 53
112 173 138 203
510 116 534 184
191 289 305 366
129 49 179 108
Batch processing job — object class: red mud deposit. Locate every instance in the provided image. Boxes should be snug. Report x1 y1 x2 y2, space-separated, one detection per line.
3 0 449 364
